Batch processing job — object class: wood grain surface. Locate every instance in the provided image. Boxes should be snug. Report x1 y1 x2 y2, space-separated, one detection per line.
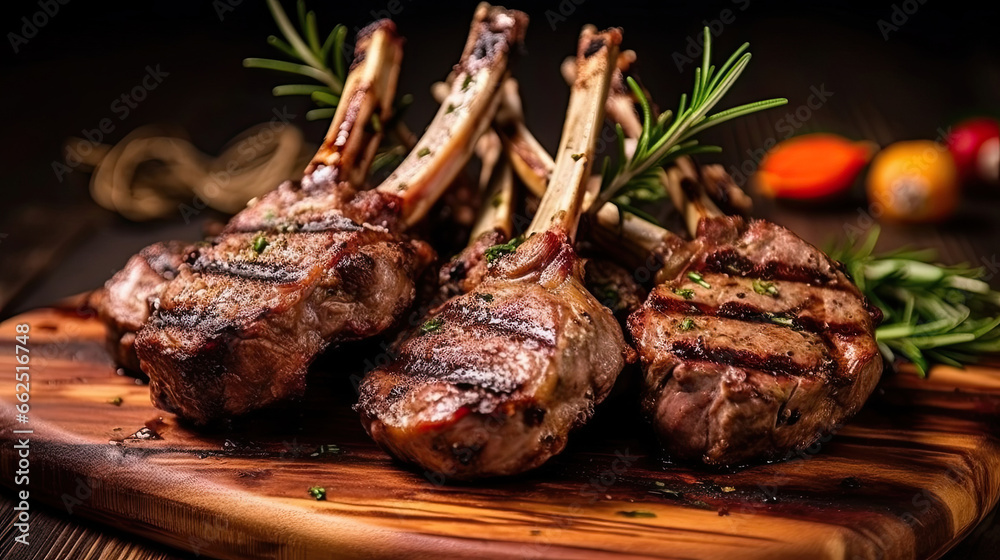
0 296 998 559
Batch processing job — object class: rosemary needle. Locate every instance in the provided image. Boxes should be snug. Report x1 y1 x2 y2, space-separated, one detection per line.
829 227 1000 376
592 27 787 215
243 0 348 120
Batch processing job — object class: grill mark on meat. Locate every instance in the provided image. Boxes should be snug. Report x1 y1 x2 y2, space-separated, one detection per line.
714 301 869 337
648 271 874 337
437 297 559 348
630 216 882 466
191 259 306 285
648 292 702 316
700 249 846 286
669 337 836 378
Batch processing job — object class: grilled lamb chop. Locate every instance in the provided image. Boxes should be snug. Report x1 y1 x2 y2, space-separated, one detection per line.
135 7 527 424
358 28 630 479
98 240 188 371
620 165 883 467
96 20 406 373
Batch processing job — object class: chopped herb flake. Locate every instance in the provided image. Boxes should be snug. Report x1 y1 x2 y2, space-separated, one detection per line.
616 510 657 518
490 196 502 208
770 315 795 327
461 75 473 91
370 114 382 133
476 293 494 302
417 147 431 157
571 152 584 161
446 103 456 114
108 396 123 406
484 236 524 264
679 318 696 331
673 287 695 299
687 271 711 289
310 444 341 457
420 317 444 334
308 486 326 500
752 279 779 297
251 234 269 253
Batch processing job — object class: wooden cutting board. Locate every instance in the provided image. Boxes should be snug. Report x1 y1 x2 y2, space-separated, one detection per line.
2 296 999 560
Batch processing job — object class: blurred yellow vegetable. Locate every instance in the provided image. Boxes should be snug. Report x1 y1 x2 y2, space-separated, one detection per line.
866 140 959 223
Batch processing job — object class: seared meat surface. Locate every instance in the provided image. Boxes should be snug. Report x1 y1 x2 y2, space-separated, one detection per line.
584 258 647 324
139 185 433 423
134 8 525 424
628 216 882 466
358 27 628 479
99 240 188 371
358 229 630 478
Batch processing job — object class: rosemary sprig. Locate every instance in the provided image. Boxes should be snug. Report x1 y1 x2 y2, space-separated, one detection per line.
829 227 1000 376
591 27 787 215
243 0 348 121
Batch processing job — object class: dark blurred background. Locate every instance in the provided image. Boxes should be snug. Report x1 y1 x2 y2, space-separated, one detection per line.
0 1 998 557
1 0 998 315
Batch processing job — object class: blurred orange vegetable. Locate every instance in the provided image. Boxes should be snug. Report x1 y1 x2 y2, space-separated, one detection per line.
756 133 876 200
866 140 959 223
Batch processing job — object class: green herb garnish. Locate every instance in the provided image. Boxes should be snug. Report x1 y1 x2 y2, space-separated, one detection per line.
417 147 431 157
484 236 524 264
420 317 444 334
461 74 473 91
769 315 794 327
310 444 341 457
752 279 779 297
687 271 711 289
829 226 1000 377
593 284 621 309
616 510 657 518
571 153 584 161
673 287 695 300
108 396 123 406
244 0 350 121
252 234 270 253
476 293 494 302
590 27 786 216
308 486 326 500
446 103 456 114
679 318 696 331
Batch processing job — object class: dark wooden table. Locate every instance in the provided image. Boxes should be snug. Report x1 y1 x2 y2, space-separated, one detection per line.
2 1 999 558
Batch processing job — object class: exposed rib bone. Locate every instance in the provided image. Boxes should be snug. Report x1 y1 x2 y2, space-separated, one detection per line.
307 20 403 184
663 157 723 237
561 50 641 138
527 27 620 239
471 159 515 241
376 4 527 227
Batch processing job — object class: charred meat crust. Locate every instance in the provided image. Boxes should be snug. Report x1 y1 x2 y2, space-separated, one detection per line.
139 216 433 425
629 216 882 466
357 230 631 479
99 241 188 371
